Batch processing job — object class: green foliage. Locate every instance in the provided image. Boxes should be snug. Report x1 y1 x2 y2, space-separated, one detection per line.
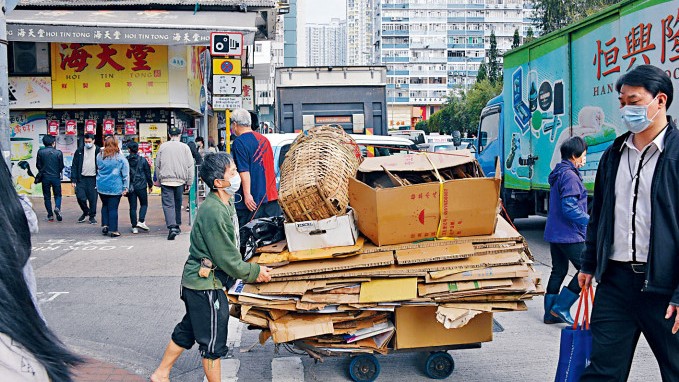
426 80 502 135
525 27 535 43
477 63 488 82
532 0 622 35
415 120 430 134
488 31 500 86
512 29 521 49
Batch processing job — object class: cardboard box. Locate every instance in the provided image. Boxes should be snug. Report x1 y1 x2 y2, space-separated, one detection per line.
285 208 359 252
394 305 493 349
349 154 500 246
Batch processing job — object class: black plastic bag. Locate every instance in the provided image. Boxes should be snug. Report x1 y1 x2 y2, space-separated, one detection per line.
239 215 285 261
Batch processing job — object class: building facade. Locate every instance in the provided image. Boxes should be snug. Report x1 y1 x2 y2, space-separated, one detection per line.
306 18 348 66
283 0 308 66
369 0 535 129
347 0 374 65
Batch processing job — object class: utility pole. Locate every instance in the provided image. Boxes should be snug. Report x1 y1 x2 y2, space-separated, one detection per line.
0 0 10 167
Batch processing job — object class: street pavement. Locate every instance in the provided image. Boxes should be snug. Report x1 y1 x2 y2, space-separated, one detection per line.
30 196 662 382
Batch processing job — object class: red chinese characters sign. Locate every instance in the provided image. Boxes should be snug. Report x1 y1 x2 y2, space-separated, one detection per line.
103 119 115 136
65 120 77 135
48 120 59 136
85 119 96 135
125 119 137 135
52 43 169 106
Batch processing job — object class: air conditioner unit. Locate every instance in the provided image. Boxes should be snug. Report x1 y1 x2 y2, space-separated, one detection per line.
12 42 49 75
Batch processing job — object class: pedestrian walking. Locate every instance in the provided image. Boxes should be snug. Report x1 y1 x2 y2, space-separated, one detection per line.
0 161 83 381
96 136 129 238
71 133 100 224
155 127 194 240
579 64 679 381
543 136 589 325
150 153 272 382
231 108 281 227
187 138 202 166
36 135 64 222
218 136 226 152
126 142 153 234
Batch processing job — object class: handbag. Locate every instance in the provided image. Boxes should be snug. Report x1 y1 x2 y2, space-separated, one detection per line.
554 285 594 382
33 171 43 184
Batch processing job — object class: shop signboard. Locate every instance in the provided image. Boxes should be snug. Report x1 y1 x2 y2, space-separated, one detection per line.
241 77 255 111
65 120 77 135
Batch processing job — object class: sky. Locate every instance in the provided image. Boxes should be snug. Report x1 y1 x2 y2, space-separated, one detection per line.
304 0 346 24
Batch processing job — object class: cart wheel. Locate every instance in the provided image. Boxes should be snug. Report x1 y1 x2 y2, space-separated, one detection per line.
424 352 454 379
348 354 380 382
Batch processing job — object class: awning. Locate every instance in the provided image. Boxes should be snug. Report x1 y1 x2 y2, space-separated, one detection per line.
7 9 257 45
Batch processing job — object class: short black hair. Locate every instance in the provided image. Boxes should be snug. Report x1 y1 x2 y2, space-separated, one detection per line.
250 112 259 131
42 135 55 147
83 133 95 141
127 141 139 154
195 136 204 144
616 64 674 108
200 152 234 191
560 136 588 160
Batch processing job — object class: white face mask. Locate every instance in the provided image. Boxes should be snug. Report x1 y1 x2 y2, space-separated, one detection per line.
577 155 586 169
85 142 94 149
217 174 241 195
620 96 660 134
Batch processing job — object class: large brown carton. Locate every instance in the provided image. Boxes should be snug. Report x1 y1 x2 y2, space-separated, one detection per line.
394 305 493 349
349 153 500 246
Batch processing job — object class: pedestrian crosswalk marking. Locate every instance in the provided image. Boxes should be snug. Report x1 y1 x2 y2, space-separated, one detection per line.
272 357 304 382
227 318 244 348
203 358 240 382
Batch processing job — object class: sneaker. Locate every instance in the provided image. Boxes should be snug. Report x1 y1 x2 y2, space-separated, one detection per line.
110 231 121 238
77 213 88 223
132 227 139 234
46 215 55 222
102 226 109 235
167 228 179 241
136 221 150 231
54 208 62 222
89 217 97 225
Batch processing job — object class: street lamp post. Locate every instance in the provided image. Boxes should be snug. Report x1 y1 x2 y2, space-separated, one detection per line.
0 0 10 168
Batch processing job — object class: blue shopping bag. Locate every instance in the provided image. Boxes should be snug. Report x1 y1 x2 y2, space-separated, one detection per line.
554 286 593 382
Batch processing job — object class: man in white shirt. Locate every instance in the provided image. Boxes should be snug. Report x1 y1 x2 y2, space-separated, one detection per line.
155 127 194 240
580 65 679 380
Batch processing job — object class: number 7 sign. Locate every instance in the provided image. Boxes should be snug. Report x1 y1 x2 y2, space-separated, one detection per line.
212 75 242 95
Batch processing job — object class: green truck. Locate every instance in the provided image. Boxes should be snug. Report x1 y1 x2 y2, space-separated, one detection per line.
476 0 679 219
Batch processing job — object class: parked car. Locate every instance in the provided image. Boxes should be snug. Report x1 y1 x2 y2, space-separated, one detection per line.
389 130 426 145
418 141 476 153
265 133 418 186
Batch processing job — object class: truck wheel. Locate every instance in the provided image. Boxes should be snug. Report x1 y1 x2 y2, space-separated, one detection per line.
424 352 454 379
349 354 380 382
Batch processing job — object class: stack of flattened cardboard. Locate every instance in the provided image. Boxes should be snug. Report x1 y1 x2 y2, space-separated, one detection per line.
228 216 543 354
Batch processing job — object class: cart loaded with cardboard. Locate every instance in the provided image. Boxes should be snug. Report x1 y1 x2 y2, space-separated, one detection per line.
229 126 544 382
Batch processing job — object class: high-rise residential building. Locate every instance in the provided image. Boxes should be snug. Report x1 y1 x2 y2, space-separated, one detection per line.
347 0 374 65
367 0 535 129
283 0 307 66
306 18 348 66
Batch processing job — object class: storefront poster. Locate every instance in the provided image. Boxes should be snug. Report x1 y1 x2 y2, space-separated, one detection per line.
85 119 96 134
65 120 77 135
10 111 46 195
48 120 59 135
51 43 169 106
125 119 137 135
103 118 115 135
139 122 166 141
9 77 52 109
56 134 77 181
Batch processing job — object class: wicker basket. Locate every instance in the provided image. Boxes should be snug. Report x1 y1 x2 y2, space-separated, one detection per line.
278 126 361 222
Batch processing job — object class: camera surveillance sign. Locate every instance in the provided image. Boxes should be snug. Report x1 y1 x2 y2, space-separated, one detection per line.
210 32 243 57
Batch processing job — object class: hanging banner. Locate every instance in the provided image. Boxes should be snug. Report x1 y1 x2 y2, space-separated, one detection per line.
125 119 137 135
85 119 96 134
48 120 59 136
241 77 255 111
103 118 115 135
65 120 77 135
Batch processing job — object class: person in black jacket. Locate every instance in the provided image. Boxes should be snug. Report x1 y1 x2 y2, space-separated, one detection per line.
36 135 64 222
579 65 679 381
71 134 100 224
126 142 153 234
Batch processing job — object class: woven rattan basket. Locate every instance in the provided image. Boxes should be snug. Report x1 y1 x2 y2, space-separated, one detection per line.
278 126 361 222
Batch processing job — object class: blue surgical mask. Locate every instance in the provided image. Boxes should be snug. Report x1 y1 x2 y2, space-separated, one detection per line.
620 96 660 134
85 143 94 149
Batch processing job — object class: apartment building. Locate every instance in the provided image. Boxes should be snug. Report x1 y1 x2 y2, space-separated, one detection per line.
307 18 348 66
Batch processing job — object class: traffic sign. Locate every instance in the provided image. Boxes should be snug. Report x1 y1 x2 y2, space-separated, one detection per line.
213 75 242 95
213 58 242 75
213 96 242 110
210 32 244 57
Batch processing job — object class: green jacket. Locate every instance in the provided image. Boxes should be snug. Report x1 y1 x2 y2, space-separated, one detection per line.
181 193 260 290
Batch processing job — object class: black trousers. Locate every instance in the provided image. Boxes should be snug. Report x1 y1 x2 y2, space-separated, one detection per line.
546 242 583 295
236 200 282 229
41 176 62 215
75 176 98 218
127 188 148 228
161 185 183 229
171 287 229 360
580 261 679 382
